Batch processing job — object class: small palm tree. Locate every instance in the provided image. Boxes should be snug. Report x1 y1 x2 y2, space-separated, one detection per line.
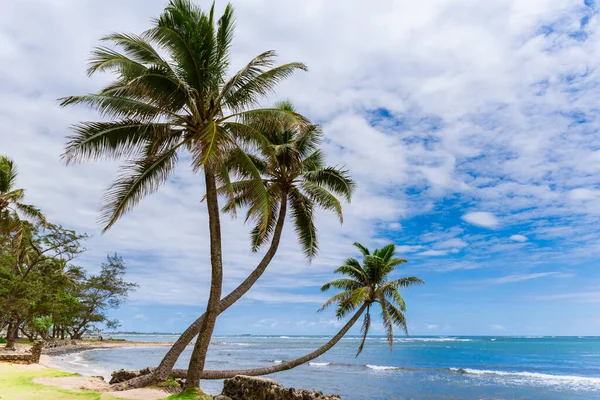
319 242 424 356
220 101 355 258
171 242 424 380
0 156 46 246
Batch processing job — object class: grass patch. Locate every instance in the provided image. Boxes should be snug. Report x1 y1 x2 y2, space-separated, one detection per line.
167 388 212 400
0 363 102 399
0 364 146 399
0 337 6 344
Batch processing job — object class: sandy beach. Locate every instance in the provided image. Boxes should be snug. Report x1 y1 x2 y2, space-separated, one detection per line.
0 341 175 399
0 360 169 400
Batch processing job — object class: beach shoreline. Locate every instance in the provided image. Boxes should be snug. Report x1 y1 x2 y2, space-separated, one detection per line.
42 339 174 357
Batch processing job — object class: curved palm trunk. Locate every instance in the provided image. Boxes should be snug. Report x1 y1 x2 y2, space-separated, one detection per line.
184 166 224 389
170 303 367 380
114 196 288 390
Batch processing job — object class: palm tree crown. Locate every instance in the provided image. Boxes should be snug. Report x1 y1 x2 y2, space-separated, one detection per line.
0 156 47 245
60 0 307 232
220 101 355 258
320 242 424 356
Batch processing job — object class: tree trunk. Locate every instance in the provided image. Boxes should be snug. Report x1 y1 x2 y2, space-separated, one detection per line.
5 319 21 350
170 304 367 380
20 327 35 342
184 166 224 389
5 322 15 350
115 196 289 390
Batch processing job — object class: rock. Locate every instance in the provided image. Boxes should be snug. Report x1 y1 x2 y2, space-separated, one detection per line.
214 395 233 400
221 375 342 400
30 341 44 363
109 367 155 384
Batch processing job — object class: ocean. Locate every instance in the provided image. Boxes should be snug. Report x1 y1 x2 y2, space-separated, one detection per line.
47 335 600 399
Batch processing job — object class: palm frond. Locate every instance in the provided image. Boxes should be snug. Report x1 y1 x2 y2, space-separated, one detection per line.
289 188 317 259
222 61 308 112
380 293 394 350
386 300 408 336
318 291 352 313
100 144 183 232
303 167 355 202
301 181 343 223
0 156 18 193
334 261 368 284
320 278 361 292
62 120 180 164
101 32 171 68
353 242 370 256
58 94 177 121
356 308 371 357
15 204 47 226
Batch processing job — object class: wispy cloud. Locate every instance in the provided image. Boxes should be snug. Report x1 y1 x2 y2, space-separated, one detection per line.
462 212 499 229
509 235 528 243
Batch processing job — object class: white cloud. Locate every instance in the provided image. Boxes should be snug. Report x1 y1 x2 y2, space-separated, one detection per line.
435 238 468 249
509 235 528 242
462 212 499 228
490 324 505 331
481 272 574 285
426 324 439 330
524 289 600 303
418 250 449 257
569 188 600 201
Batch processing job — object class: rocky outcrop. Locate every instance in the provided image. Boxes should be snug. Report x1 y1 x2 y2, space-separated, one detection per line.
220 375 342 400
110 367 155 384
0 341 43 364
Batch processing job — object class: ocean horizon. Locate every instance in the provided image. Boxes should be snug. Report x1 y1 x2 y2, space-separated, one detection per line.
48 334 600 399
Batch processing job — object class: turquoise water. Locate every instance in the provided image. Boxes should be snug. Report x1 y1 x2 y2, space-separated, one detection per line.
49 335 600 399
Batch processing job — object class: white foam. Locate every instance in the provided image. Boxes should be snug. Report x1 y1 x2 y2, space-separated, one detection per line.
218 342 253 346
451 368 600 389
309 362 331 366
366 364 400 371
273 360 283 364
396 338 472 342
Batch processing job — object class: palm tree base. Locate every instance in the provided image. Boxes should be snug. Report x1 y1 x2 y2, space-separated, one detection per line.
175 388 212 400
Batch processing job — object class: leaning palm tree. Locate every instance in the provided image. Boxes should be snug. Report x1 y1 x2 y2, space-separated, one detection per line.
0 156 46 247
166 242 424 380
112 103 355 390
60 0 306 390
183 102 355 386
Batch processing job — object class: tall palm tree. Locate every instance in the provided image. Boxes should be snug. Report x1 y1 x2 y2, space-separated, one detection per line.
0 156 46 247
111 104 355 390
183 102 355 386
60 0 306 390
166 242 424 380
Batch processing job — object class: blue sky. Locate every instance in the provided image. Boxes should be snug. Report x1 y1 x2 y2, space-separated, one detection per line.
2 0 600 336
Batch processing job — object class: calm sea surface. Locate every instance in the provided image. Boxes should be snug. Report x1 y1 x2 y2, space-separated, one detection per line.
48 335 600 399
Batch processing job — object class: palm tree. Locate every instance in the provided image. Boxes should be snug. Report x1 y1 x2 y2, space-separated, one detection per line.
183 102 355 386
166 242 424 380
60 0 306 390
112 103 355 390
0 156 46 247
